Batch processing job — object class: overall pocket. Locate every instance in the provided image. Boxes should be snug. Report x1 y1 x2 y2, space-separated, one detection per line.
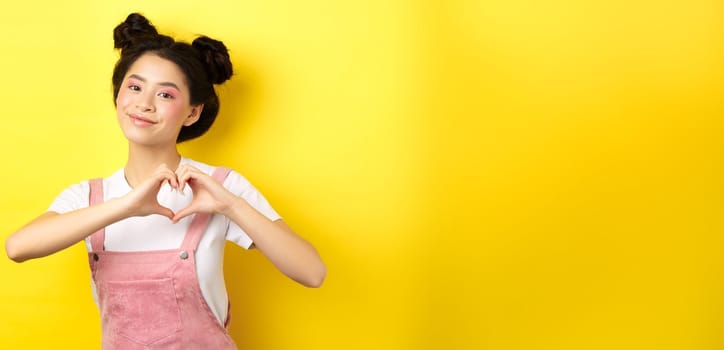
99 278 182 345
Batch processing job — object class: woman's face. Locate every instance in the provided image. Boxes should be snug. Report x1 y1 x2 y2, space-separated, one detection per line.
116 53 202 147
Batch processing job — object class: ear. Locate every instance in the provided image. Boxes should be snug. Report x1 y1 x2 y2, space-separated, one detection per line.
183 104 204 126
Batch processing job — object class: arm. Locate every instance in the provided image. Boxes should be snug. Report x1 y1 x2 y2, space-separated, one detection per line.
224 202 326 288
173 165 327 288
6 199 131 262
5 164 180 263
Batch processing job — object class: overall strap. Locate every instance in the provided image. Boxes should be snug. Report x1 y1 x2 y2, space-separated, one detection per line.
181 167 233 251
88 178 106 252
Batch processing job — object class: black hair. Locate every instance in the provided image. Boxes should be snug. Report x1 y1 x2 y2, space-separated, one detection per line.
111 13 233 142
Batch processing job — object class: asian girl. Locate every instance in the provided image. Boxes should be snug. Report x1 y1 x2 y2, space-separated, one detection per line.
5 13 325 349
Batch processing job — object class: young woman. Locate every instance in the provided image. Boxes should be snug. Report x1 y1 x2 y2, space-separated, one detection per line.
4 13 325 349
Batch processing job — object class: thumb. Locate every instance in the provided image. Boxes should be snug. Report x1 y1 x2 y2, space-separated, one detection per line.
155 205 175 221
172 204 197 223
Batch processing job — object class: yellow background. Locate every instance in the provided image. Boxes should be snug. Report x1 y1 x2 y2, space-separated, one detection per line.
1 1 722 349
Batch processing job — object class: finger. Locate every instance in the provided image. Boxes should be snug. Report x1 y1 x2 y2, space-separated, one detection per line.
176 165 191 192
155 163 171 184
136 170 171 193
155 205 175 220
161 168 179 189
179 175 194 194
178 167 205 190
155 168 179 190
179 169 212 194
178 170 193 190
172 204 197 223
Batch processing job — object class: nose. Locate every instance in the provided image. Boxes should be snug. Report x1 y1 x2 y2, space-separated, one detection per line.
136 91 155 112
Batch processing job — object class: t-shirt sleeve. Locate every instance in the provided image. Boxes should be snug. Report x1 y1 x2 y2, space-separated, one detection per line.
47 181 90 214
223 170 281 250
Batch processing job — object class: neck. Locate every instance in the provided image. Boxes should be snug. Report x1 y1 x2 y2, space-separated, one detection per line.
124 142 181 188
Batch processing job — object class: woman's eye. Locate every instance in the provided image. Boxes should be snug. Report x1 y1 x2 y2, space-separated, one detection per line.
158 92 174 99
128 85 141 91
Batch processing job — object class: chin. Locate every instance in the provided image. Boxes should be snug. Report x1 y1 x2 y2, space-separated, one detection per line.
124 131 178 148
121 129 156 146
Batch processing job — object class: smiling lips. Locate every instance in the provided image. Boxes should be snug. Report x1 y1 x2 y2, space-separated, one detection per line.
129 114 157 126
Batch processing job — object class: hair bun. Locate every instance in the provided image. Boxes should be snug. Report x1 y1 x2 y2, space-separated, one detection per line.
113 13 159 50
192 36 233 84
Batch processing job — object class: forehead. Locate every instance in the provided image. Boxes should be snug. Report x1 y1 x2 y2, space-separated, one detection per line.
125 53 189 91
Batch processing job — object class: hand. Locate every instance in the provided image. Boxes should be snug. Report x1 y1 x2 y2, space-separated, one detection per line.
121 164 179 220
172 164 238 223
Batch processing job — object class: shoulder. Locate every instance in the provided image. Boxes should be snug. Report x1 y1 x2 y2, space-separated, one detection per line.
56 180 91 200
47 179 91 213
49 167 126 213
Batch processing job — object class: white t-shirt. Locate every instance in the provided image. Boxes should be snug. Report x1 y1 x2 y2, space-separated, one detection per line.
48 157 281 324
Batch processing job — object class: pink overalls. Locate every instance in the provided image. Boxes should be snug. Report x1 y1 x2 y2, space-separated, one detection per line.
87 167 237 349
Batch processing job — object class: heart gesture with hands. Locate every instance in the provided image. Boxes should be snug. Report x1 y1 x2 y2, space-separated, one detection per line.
173 164 238 223
122 163 237 223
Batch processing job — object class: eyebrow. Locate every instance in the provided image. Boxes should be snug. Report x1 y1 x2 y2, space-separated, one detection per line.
128 74 181 91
